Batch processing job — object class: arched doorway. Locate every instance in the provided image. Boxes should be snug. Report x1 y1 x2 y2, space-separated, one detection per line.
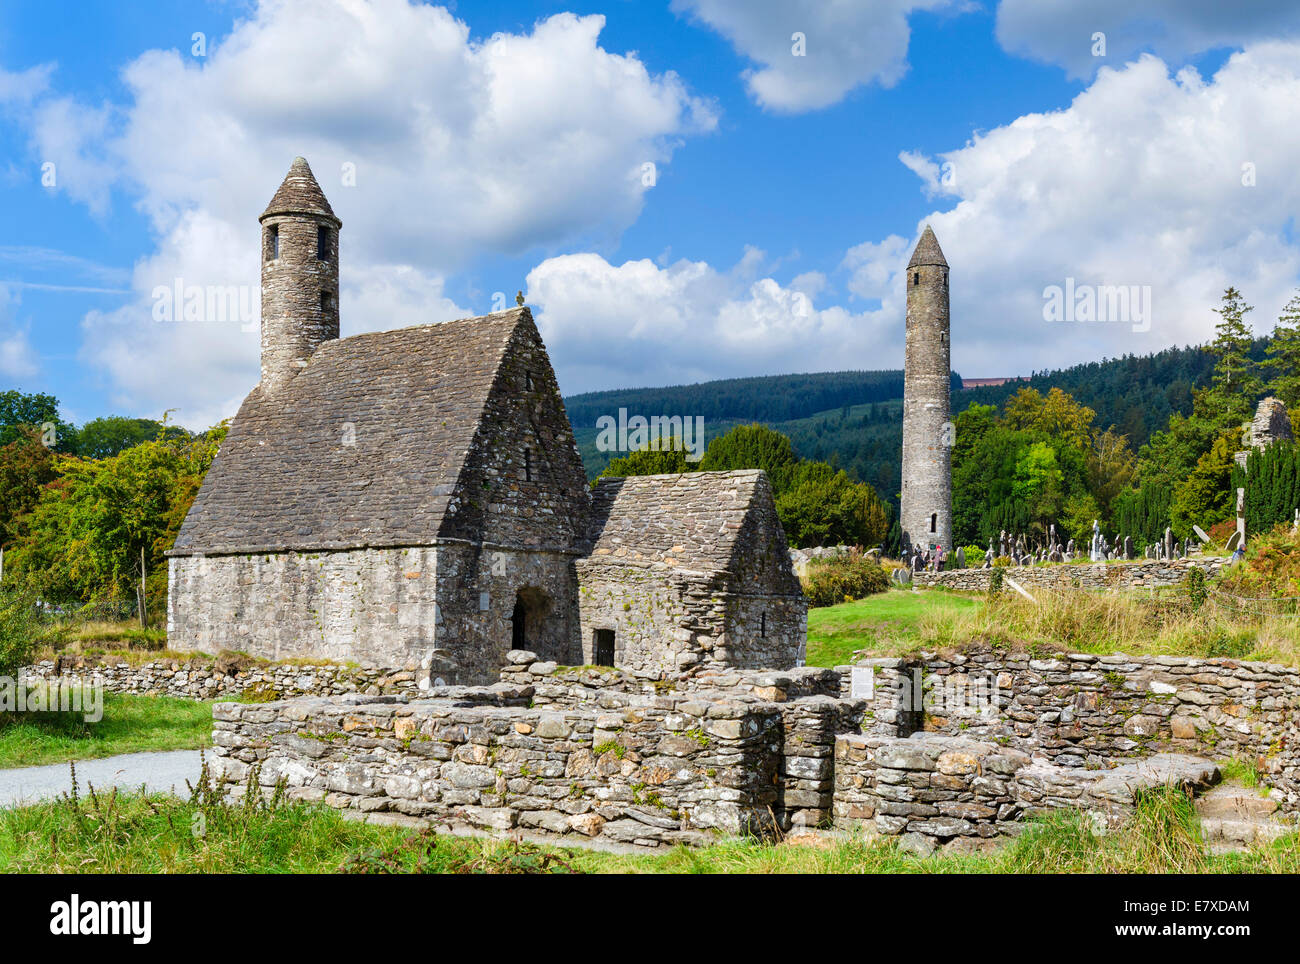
509 587 550 654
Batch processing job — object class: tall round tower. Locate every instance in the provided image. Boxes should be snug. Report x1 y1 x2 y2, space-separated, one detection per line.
258 157 341 393
900 225 951 556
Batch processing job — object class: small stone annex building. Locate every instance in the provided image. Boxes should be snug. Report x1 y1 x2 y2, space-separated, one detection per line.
579 471 806 674
167 158 805 683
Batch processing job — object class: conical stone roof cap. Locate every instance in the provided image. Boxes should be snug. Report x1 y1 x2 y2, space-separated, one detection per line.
908 224 947 268
260 157 340 224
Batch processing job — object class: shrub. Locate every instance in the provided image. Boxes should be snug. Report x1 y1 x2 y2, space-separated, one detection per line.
1204 627 1254 659
0 588 39 678
1218 524 1300 598
1183 568 1208 611
800 550 889 608
988 569 1005 597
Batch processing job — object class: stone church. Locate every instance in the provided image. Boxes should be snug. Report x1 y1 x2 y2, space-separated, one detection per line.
166 158 805 683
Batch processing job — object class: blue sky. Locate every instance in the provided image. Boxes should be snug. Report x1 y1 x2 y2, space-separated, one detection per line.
2 0 1299 429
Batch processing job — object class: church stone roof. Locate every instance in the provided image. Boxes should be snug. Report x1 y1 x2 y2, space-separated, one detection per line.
260 156 340 225
170 308 535 556
580 470 777 578
907 224 947 268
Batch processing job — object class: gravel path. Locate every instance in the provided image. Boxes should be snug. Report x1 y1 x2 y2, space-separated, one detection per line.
0 750 206 809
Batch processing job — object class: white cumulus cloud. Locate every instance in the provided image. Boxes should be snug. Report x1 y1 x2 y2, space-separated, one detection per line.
0 285 40 379
527 250 895 395
7 0 716 428
996 0 1300 78
672 0 965 112
871 44 1300 381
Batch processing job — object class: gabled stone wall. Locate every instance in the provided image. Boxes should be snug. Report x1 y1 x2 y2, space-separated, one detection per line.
574 564 804 675
577 470 806 675
432 544 581 678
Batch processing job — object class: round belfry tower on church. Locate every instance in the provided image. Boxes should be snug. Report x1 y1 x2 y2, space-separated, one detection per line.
258 156 341 393
900 224 952 555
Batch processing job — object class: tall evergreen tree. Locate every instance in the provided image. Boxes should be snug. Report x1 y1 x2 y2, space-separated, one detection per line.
1265 290 1300 408
1198 287 1261 432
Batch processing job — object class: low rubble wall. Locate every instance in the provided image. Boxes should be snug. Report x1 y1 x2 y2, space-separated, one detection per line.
911 557 1227 592
212 688 784 848
208 646 1300 850
843 650 1300 813
833 734 1221 854
24 654 421 701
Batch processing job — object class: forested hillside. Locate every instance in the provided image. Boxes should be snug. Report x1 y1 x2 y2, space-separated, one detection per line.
563 370 925 427
0 291 1286 609
564 342 1241 500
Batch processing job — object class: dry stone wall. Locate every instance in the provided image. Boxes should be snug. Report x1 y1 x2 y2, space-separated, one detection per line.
200 645 1300 850
833 734 1221 854
470 652 858 830
24 654 422 702
211 652 866 836
499 651 841 703
212 689 784 847
912 557 1227 592
840 648 1300 814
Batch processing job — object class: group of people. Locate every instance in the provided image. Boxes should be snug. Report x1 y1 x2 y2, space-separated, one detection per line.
909 543 947 572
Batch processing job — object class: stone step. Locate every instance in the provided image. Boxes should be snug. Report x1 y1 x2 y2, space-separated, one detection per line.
1200 817 1292 845
1194 782 1297 853
1195 784 1279 821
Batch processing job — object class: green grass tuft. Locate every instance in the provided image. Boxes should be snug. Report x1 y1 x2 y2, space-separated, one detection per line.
2 782 1296 874
0 692 211 768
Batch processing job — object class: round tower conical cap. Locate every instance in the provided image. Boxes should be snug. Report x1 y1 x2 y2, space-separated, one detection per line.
907 224 947 268
259 156 340 225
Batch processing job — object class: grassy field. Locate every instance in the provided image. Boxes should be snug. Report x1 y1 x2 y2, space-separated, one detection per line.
0 693 211 769
805 585 1300 668
805 589 983 665
32 618 173 664
1 782 1294 874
